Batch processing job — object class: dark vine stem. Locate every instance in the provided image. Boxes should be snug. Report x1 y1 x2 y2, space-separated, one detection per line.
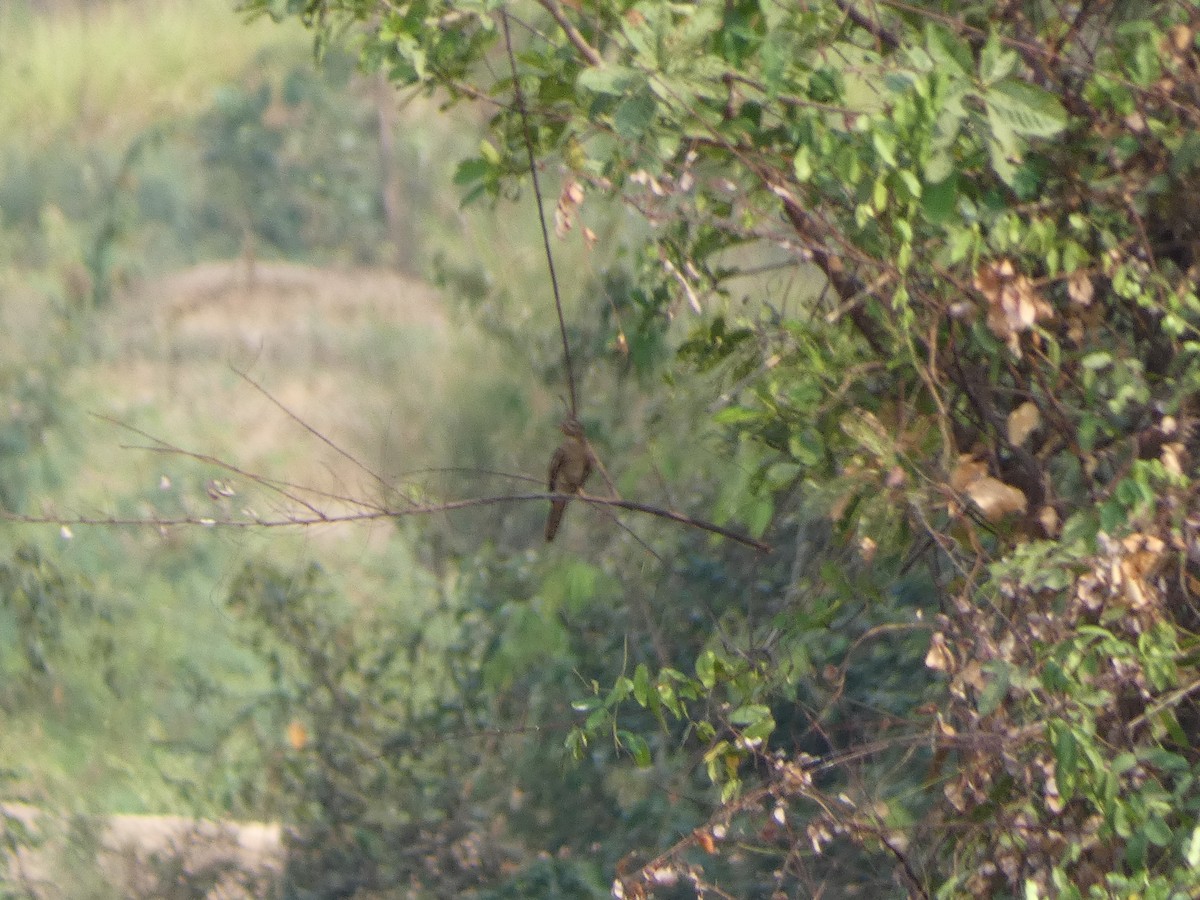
501 8 579 419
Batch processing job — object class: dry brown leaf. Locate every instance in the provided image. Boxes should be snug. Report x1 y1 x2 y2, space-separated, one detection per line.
554 179 585 238
950 454 989 491
975 260 1053 354
1037 505 1059 537
1172 23 1195 53
965 476 1028 521
859 535 878 563
1162 442 1185 477
1007 401 1041 446
287 719 309 750
1067 270 1094 306
944 780 968 813
1044 772 1064 814
960 660 986 692
925 633 954 672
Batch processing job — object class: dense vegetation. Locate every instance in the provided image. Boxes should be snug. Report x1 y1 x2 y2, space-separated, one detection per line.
5 0 1200 897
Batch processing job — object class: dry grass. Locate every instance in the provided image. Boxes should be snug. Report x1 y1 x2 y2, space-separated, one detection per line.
67 259 469 550
0 0 310 147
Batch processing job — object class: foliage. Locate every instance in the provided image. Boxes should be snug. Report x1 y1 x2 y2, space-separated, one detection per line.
0 544 117 701
243 0 1200 896
195 50 396 265
222 556 612 897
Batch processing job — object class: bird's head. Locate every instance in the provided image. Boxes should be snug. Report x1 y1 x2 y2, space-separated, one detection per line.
560 417 585 438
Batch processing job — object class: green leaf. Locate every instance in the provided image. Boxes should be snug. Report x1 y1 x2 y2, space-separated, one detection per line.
1118 830 1147 868
897 169 922 199
617 729 652 767
478 139 500 165
976 661 1011 716
873 177 888 211
633 663 652 706
1143 815 1172 847
979 33 1018 85
873 130 898 168
922 175 957 224
788 429 824 466
741 714 775 743
712 406 759 426
1186 825 1200 867
985 115 1022 185
657 681 683 717
607 675 633 706
924 24 973 78
747 496 773 538
729 703 770 726
1053 725 1078 801
577 64 642 97
453 157 492 187
614 90 657 141
985 80 1068 138
696 650 717 689
1112 752 1138 775
793 145 813 182
1081 351 1113 370
585 707 608 731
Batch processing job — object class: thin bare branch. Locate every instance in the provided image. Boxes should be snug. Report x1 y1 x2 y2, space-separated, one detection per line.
4 491 770 552
233 368 393 495
532 0 602 66
94 415 332 520
501 8 579 419
831 0 900 52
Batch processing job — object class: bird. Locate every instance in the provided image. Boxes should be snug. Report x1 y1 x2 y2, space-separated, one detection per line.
545 416 593 541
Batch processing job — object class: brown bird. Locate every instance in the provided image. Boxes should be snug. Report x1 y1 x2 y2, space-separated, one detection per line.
545 416 593 541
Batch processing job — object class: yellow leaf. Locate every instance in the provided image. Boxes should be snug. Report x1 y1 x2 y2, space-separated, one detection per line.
1007 401 1041 446
1067 269 1094 306
925 633 954 672
949 454 988 491
965 476 1027 521
1037 505 1059 537
286 720 308 751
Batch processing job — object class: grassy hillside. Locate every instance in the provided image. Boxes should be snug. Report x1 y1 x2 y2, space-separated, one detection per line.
0 0 521 819
0 0 310 148
0 6 758 897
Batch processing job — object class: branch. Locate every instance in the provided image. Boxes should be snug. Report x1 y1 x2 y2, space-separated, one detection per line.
234 368 392 494
831 0 900 52
532 0 602 67
3 492 770 552
577 494 771 553
501 9 579 419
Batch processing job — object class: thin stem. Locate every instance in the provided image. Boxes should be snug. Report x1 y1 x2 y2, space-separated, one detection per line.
501 8 579 419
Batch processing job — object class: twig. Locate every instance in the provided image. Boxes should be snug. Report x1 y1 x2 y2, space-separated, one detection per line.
234 368 392 494
532 0 602 66
831 0 900 52
3 492 770 552
94 414 333 520
501 8 579 418
577 494 770 552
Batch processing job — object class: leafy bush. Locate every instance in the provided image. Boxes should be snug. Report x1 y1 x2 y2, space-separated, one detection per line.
243 0 1200 896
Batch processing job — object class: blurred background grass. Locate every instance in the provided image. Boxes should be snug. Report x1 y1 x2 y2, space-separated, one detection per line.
0 0 532 816
0 8 784 891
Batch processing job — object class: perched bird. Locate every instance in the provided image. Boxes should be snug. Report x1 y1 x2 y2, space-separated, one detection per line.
545 416 593 541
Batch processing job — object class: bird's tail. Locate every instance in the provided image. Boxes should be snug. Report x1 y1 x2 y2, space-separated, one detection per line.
545 499 567 541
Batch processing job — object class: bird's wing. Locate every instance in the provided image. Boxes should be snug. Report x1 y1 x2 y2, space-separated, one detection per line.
548 445 567 491
581 448 594 487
